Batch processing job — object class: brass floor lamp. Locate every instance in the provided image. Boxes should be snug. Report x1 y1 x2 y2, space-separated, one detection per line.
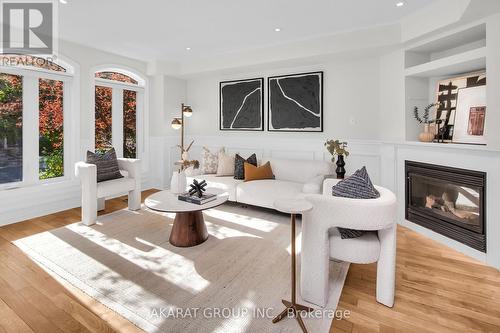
171 103 193 161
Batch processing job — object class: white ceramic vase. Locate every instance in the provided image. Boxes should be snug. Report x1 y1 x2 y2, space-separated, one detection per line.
170 171 187 194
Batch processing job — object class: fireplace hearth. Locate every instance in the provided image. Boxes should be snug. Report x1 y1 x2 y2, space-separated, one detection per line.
405 161 486 252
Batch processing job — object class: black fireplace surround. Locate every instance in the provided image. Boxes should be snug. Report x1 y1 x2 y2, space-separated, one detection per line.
405 161 486 252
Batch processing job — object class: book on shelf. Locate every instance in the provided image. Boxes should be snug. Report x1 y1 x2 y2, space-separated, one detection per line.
178 192 217 205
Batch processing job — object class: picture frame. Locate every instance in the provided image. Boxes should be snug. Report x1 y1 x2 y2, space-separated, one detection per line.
434 71 486 141
453 85 487 145
267 71 323 132
219 78 264 131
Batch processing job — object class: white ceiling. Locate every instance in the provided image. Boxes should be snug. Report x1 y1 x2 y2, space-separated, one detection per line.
59 0 436 62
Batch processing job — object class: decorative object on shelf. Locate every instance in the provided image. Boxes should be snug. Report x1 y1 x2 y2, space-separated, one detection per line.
435 71 486 142
413 103 439 142
325 139 349 179
188 179 207 198
268 71 323 132
453 86 487 145
170 170 187 194
220 78 264 131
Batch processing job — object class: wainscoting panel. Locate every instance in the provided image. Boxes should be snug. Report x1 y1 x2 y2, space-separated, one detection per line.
270 149 315 161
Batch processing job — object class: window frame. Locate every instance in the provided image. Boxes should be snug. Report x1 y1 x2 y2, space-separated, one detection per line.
92 68 146 160
0 61 75 190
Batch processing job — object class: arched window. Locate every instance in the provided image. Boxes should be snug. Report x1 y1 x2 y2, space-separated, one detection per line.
94 68 145 159
0 55 74 188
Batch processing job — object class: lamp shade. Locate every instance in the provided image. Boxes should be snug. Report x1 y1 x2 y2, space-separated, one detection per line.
171 117 182 130
183 105 193 117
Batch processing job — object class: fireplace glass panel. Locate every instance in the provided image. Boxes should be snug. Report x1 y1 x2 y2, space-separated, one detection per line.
410 174 480 228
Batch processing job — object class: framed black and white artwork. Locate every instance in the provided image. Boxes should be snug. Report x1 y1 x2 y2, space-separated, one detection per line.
268 71 323 132
219 78 264 131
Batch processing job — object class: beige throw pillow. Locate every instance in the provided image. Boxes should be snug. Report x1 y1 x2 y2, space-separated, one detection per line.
201 147 223 174
216 151 235 176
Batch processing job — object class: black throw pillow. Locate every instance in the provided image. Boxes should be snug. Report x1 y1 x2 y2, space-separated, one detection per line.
332 166 380 239
86 148 124 183
234 153 257 180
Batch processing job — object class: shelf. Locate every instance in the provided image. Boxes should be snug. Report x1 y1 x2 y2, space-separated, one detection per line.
391 141 499 152
406 23 486 54
404 47 486 78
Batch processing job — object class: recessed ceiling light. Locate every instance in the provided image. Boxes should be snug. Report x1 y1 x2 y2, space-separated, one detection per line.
59 0 67 4
185 47 191 51
274 28 281 32
396 1 404 7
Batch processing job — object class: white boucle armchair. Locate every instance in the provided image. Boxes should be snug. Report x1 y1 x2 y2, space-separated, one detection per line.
75 158 141 226
301 178 397 308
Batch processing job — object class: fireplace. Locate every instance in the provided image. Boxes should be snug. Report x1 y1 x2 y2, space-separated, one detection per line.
405 161 486 252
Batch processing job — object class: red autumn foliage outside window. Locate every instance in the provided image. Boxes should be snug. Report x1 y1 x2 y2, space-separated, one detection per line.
39 78 64 179
94 71 138 158
123 90 137 158
95 86 112 151
1 56 68 183
95 71 137 85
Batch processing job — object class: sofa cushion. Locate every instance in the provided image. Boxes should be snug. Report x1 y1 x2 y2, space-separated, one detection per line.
97 177 135 198
201 147 223 174
234 153 257 180
244 161 274 182
216 151 235 176
86 148 123 183
237 179 303 209
187 174 242 201
261 158 332 184
302 174 326 194
329 228 380 264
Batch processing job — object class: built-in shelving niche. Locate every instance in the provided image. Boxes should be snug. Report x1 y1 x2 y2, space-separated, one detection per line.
404 22 487 144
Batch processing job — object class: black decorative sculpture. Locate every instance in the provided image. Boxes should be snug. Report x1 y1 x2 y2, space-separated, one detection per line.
188 179 207 198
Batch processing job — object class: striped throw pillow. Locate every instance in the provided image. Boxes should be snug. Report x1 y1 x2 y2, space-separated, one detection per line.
332 166 379 239
86 148 124 183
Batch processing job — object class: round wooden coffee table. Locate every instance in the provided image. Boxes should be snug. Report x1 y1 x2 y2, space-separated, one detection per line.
145 189 228 247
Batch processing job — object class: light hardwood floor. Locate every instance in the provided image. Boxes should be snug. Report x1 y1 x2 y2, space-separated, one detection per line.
0 190 499 333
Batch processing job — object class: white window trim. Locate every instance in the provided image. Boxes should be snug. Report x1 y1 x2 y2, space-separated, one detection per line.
0 58 78 191
91 66 149 173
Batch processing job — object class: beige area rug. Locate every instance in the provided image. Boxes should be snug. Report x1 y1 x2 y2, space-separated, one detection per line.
14 203 349 333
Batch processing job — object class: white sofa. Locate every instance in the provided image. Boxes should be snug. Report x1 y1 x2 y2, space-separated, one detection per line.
301 178 397 308
75 158 141 226
187 158 333 209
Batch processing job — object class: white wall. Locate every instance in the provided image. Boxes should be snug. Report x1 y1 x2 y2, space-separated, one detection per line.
379 50 406 141
149 76 187 189
185 56 382 141
486 13 500 149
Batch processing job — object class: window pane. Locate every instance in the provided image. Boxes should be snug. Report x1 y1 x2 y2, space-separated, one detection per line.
0 54 66 72
95 71 137 85
95 86 112 151
123 90 137 158
39 78 64 180
0 73 23 185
